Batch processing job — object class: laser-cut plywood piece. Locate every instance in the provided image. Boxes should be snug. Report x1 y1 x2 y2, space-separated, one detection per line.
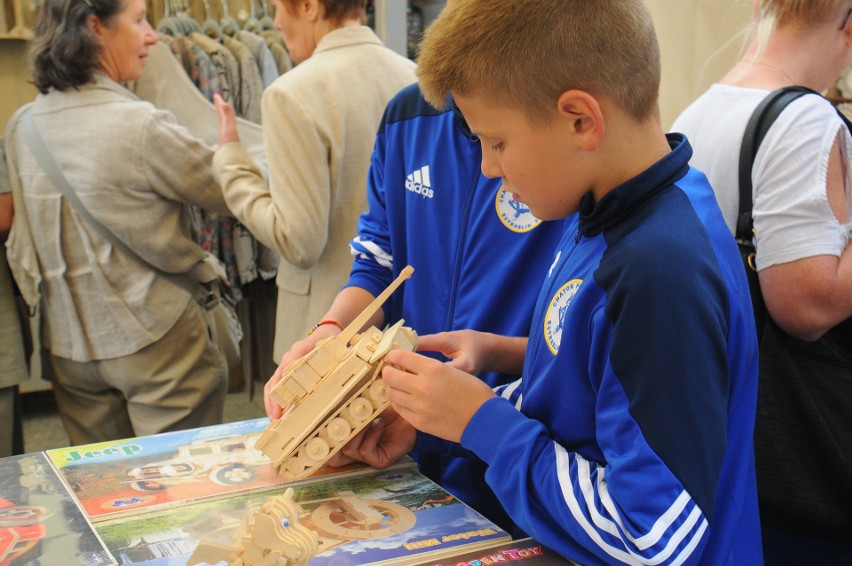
256 266 416 480
186 488 417 565
186 487 319 566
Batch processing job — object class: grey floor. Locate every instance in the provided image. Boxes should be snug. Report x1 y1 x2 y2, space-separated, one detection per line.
21 386 268 453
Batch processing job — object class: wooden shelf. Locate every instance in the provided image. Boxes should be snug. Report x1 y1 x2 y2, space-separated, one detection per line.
0 27 35 41
1 0 37 41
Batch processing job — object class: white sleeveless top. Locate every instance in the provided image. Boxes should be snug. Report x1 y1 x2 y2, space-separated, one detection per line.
672 83 852 270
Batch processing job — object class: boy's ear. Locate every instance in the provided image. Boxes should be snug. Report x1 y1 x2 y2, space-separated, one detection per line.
556 90 604 151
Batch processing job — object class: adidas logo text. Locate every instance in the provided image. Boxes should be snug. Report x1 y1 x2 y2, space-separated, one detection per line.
405 165 435 198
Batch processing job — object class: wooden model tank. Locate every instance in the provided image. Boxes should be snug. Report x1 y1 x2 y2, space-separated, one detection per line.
256 266 416 480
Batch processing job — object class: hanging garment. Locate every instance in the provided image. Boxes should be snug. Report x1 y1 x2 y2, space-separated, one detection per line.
239 30 280 88
130 41 265 167
190 31 242 110
160 33 222 102
222 34 263 124
261 30 294 76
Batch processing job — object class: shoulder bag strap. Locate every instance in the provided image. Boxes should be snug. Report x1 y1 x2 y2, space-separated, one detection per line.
736 86 819 243
19 107 202 298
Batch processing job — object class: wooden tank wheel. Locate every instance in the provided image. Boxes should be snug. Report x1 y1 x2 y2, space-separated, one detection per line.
323 418 352 444
304 438 331 462
284 456 306 476
309 499 416 540
344 397 374 425
367 380 389 405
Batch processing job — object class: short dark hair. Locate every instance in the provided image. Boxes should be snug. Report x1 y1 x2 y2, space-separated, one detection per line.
30 0 125 93
281 0 366 25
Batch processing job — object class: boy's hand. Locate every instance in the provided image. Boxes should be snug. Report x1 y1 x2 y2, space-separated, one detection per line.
214 93 240 145
263 324 341 419
382 349 496 443
326 407 416 469
418 331 527 376
417 330 492 376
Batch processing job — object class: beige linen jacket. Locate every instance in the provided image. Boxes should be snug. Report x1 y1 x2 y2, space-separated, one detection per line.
5 74 229 362
214 26 416 361
0 147 28 389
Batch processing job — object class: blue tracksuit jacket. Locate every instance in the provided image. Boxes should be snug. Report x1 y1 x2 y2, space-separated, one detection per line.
345 83 566 530
461 134 763 564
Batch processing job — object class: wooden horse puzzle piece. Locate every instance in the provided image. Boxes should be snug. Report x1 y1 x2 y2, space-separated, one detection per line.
185 488 417 565
256 266 417 480
186 487 319 566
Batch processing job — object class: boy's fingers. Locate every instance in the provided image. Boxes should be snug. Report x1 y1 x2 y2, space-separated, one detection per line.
382 364 417 395
415 333 451 352
263 371 284 419
385 348 437 374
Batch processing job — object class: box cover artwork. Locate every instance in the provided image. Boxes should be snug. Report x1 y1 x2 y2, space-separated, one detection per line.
94 466 511 566
45 418 379 522
0 451 115 565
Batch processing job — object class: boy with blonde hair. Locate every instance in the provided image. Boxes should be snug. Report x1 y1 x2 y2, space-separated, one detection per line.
362 0 763 563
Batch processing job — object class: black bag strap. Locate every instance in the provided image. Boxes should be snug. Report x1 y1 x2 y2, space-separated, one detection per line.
736 86 852 242
736 86 815 242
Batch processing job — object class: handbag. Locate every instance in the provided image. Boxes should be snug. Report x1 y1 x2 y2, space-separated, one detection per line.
19 107 242 372
204 280 243 373
737 87 852 539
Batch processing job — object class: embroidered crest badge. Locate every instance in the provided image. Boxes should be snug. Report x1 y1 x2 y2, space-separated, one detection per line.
495 186 542 233
544 279 583 355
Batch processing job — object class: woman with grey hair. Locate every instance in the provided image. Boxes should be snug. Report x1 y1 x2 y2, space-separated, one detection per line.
4 0 232 445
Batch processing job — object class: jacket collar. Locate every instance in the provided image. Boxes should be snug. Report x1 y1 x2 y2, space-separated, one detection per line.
39 72 139 111
579 133 692 236
313 25 384 56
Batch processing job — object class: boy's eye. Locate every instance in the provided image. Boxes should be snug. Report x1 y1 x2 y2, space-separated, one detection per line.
491 142 504 152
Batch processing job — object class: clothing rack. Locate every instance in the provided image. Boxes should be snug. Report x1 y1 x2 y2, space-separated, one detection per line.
147 0 273 31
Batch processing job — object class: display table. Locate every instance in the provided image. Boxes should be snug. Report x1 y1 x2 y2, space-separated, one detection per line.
0 417 574 565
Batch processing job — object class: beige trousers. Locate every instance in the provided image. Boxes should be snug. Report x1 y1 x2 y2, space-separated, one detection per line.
50 299 227 445
0 386 22 456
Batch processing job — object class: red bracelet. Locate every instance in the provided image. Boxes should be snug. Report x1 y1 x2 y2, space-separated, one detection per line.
308 319 344 335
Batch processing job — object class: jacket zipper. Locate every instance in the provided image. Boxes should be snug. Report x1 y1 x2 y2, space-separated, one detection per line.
443 141 480 330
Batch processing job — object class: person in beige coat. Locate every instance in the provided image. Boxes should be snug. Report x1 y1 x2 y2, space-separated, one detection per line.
213 0 416 363
4 0 231 445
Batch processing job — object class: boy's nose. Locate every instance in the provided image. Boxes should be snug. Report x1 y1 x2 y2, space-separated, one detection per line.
480 153 502 179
